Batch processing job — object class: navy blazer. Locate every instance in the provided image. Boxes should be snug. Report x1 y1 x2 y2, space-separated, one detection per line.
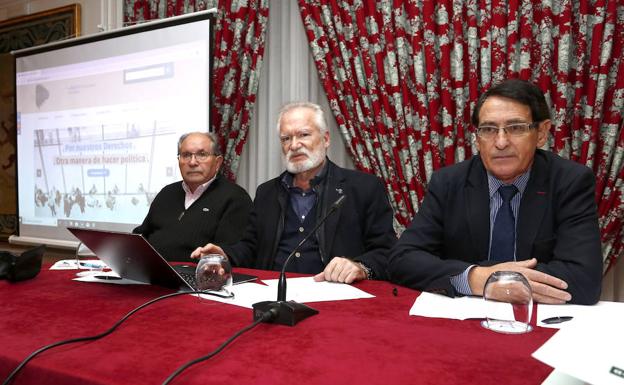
388 150 602 304
223 160 397 279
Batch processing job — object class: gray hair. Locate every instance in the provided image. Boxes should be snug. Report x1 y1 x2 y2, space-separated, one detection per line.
177 132 221 156
276 102 329 135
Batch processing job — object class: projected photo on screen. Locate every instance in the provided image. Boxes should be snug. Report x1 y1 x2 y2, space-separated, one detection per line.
13 11 214 247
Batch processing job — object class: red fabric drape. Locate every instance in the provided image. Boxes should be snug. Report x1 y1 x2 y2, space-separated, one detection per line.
298 0 624 272
124 0 269 179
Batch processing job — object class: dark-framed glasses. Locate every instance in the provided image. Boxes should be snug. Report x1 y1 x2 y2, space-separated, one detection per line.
177 151 214 162
476 122 538 139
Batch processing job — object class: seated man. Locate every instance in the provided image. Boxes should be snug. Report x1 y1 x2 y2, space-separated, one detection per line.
191 102 396 283
388 79 602 305
133 132 252 262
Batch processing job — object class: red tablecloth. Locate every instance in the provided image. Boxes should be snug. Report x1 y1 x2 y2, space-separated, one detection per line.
0 266 556 385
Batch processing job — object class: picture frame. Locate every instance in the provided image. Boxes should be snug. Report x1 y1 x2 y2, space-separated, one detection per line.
0 4 81 239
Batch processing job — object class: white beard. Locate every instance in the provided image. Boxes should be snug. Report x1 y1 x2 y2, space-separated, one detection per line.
282 146 326 174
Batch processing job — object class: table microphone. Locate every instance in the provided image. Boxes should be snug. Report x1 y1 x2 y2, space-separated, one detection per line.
252 194 346 326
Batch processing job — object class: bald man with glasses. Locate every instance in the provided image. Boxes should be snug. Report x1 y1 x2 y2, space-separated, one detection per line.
133 132 252 262
388 79 602 305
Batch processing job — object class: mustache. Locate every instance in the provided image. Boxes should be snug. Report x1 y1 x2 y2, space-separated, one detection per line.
287 149 309 159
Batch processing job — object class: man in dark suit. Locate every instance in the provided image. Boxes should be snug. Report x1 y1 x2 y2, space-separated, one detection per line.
388 79 602 305
192 102 396 282
133 132 252 262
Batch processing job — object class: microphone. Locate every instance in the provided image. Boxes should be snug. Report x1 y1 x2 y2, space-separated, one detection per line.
252 194 346 326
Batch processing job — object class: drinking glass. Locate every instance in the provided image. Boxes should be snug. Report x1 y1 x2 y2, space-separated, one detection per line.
195 254 233 298
480 271 533 334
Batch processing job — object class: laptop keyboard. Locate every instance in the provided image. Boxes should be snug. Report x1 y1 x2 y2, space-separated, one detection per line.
177 270 198 290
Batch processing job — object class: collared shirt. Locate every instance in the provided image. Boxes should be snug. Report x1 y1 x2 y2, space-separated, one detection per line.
280 162 328 222
450 169 531 295
182 175 217 210
485 170 530 259
274 162 328 273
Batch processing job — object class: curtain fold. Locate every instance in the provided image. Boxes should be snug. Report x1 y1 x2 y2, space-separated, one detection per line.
123 0 269 180
298 0 624 272
235 0 354 199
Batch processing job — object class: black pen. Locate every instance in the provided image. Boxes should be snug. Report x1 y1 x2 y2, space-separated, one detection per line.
541 316 573 324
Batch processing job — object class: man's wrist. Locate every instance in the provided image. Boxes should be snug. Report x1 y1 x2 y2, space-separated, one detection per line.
468 266 489 296
356 261 373 280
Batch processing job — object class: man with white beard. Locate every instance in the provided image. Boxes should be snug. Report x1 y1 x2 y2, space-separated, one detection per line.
192 102 396 283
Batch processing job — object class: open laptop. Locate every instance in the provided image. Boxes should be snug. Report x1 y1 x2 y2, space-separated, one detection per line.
66 227 256 292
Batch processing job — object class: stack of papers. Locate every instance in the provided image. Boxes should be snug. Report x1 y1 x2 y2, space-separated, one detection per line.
409 292 514 321
409 292 624 384
537 301 624 329
50 259 108 270
532 305 624 384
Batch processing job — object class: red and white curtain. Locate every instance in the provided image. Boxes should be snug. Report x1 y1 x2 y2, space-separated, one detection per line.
124 0 269 180
298 0 624 272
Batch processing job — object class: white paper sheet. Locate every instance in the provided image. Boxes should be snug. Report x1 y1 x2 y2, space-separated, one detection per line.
541 370 589 385
533 313 624 385
537 301 624 329
73 271 147 285
197 277 375 309
50 259 107 270
409 291 514 321
197 282 274 308
262 277 375 303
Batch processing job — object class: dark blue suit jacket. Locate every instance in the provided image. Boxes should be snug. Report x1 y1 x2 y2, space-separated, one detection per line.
388 150 602 304
223 160 397 279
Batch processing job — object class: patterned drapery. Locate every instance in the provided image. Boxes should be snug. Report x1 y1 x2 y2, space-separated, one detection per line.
124 0 269 180
298 0 624 272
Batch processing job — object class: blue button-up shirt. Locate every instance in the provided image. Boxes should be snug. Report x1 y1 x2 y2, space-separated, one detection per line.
280 163 328 222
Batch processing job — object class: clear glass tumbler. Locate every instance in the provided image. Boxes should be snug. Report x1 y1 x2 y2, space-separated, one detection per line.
195 254 233 297
480 271 533 334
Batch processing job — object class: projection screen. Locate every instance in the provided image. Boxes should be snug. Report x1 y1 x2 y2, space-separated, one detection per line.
11 10 214 248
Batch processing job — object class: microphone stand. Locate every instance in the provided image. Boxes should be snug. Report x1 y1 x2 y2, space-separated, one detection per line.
252 195 346 326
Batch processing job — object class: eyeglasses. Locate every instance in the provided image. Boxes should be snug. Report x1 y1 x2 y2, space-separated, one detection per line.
177 151 214 162
476 122 538 139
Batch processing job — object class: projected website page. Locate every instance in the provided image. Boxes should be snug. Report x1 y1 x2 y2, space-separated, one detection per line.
16 41 209 243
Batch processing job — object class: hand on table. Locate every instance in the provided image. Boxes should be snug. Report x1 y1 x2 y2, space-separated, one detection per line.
313 257 367 284
468 258 571 304
190 243 226 260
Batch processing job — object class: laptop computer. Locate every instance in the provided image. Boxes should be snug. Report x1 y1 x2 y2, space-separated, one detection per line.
66 227 256 292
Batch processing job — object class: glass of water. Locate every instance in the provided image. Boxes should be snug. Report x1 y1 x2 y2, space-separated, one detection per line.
195 254 233 298
481 271 533 334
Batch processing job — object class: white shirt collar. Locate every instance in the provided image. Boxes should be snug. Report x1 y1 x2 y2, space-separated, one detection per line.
182 175 217 209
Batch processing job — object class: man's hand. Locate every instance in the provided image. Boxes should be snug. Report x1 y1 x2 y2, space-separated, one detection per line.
190 243 226 260
313 257 367 284
468 258 572 304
